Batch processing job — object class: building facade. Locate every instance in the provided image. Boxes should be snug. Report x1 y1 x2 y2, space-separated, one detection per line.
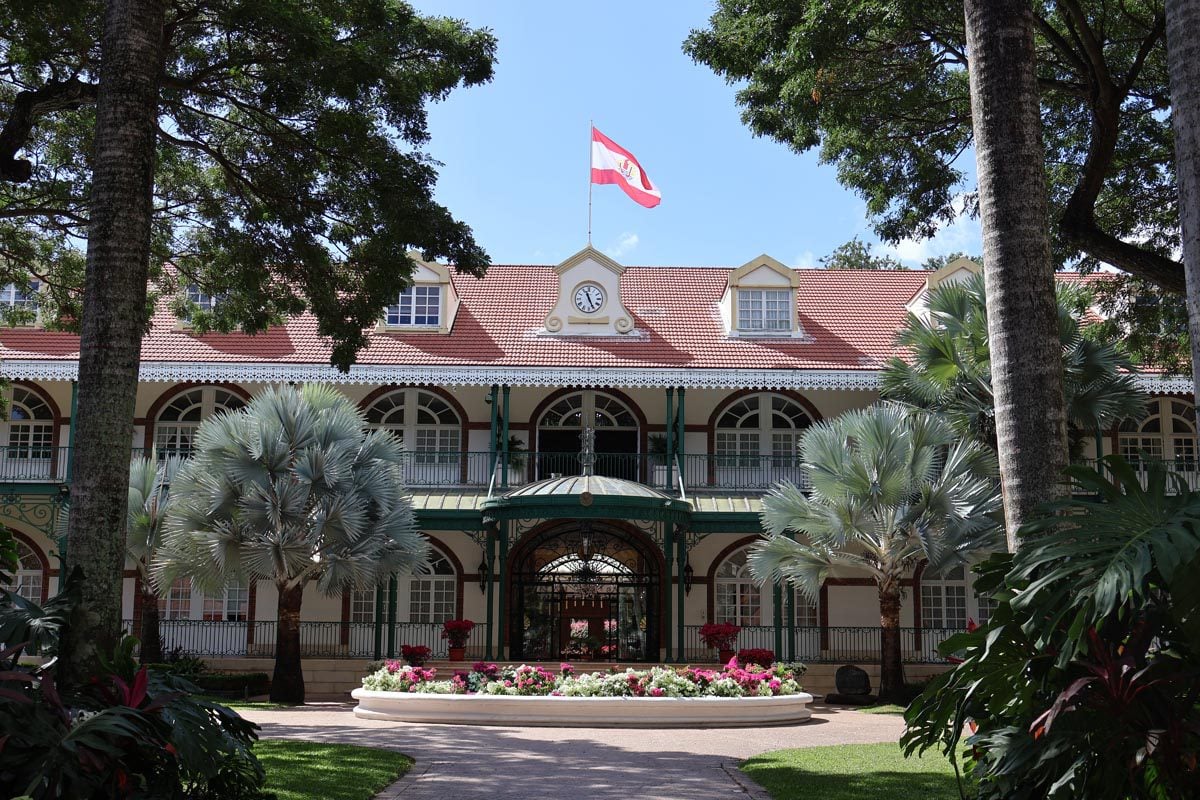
0 248 1191 664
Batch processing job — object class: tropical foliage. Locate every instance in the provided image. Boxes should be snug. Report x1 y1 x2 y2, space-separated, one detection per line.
881 274 1146 456
155 383 427 704
126 454 183 665
0 573 270 799
902 458 1200 798
751 404 1002 699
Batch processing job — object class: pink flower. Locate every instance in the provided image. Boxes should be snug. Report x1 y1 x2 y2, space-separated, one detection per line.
648 687 665 697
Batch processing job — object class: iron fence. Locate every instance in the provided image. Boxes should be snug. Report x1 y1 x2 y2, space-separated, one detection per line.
123 619 490 660
682 625 963 664
0 446 70 482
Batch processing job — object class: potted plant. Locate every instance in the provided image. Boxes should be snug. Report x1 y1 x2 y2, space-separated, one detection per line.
496 435 527 483
442 619 475 661
401 644 432 667
699 622 741 664
648 434 671 487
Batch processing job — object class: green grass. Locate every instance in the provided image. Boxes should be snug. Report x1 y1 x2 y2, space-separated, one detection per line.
255 740 413 800
741 743 958 800
195 695 295 711
856 703 908 715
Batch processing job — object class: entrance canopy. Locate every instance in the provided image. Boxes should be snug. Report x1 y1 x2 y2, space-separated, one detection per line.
482 474 692 524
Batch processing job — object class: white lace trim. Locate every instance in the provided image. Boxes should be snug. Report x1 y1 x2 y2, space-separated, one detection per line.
0 359 881 390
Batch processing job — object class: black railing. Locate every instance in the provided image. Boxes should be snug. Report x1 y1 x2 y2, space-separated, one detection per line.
123 619 490 660
0 445 70 482
682 625 962 664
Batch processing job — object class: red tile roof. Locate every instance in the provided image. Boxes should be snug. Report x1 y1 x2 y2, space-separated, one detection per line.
0 266 1101 373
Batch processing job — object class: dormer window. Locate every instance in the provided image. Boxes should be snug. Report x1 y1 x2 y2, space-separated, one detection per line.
386 285 442 327
737 289 791 332
186 284 220 313
0 281 39 311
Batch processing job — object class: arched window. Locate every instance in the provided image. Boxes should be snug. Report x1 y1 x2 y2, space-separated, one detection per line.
348 544 457 624
158 576 247 621
536 391 639 478
3 539 44 602
714 547 762 626
1119 398 1196 465
365 389 461 484
3 387 55 479
154 387 245 453
714 394 814 488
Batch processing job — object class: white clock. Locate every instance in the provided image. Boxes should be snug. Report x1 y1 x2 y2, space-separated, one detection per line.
573 283 605 314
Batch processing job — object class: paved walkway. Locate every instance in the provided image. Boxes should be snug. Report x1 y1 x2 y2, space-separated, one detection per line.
241 703 904 800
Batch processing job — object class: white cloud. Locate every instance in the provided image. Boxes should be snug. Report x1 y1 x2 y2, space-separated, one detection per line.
793 250 817 269
605 232 640 259
881 212 982 267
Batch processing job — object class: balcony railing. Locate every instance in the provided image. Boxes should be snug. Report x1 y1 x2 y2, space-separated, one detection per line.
12 447 1200 497
682 624 964 664
122 619 490 660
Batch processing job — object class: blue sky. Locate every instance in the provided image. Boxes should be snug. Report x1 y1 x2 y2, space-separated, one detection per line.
416 0 981 269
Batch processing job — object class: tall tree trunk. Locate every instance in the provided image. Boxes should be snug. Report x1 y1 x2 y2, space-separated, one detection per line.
60 0 166 687
1166 0 1200 410
877 583 905 702
138 586 163 665
271 583 306 704
963 0 1068 549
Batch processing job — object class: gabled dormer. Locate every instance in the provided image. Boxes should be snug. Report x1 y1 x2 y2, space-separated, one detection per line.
906 257 981 319
720 254 803 337
542 246 636 336
379 252 460 334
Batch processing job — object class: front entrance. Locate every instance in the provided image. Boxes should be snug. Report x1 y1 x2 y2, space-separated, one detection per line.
510 522 660 662
535 391 640 481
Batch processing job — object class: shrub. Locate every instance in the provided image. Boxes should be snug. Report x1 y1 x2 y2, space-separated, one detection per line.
400 644 431 666
737 648 775 667
698 622 740 650
192 672 271 698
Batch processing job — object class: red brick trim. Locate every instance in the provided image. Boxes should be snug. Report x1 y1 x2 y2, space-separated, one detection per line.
704 534 765 623
142 382 254 451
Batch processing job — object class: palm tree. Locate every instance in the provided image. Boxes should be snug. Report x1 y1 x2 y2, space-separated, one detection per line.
750 404 1002 700
154 384 427 704
126 454 183 665
962 0 1067 550
882 274 1147 458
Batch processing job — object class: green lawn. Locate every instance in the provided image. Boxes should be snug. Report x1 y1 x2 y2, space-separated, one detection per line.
856 703 907 715
197 695 295 711
255 740 413 800
741 743 959 800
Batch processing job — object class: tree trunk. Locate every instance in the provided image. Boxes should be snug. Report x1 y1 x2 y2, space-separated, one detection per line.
1166 0 1200 410
878 584 905 702
963 0 1068 549
138 587 163 665
271 583 306 704
59 0 166 687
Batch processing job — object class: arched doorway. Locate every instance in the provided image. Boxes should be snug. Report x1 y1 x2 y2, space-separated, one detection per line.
510 521 660 662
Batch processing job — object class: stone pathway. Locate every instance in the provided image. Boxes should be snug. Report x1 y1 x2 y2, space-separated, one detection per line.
240 703 905 800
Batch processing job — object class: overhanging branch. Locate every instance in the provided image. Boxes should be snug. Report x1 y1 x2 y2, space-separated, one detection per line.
0 78 97 183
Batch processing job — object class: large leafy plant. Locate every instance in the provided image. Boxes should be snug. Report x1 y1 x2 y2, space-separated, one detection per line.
902 458 1200 798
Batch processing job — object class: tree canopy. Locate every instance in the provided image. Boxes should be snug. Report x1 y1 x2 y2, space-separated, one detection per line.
0 0 496 368
685 1 1179 292
818 236 906 270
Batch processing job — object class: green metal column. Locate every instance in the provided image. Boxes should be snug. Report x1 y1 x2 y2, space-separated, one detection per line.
773 584 784 658
785 581 797 662
676 388 686 478
386 576 398 659
488 385 499 475
65 380 78 482
664 388 674 490
484 526 495 659
373 584 384 660
675 530 686 662
501 385 511 489
663 522 674 661
498 521 508 658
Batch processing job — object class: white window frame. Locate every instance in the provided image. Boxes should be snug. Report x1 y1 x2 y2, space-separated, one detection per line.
385 285 442 328
364 388 461 461
1119 398 1196 467
736 288 792 332
153 387 244 454
921 566 968 631
714 547 763 627
5 540 44 603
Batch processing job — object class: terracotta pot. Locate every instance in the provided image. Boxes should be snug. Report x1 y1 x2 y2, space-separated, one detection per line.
448 646 466 661
718 649 735 664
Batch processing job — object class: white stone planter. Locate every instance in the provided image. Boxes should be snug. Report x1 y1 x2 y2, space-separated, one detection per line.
351 688 814 728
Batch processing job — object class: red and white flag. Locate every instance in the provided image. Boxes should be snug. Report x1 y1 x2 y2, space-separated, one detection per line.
590 127 661 208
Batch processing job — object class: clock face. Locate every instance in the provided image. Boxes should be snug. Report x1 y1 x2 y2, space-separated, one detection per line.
573 283 605 313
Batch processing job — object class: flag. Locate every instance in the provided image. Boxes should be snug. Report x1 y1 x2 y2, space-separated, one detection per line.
590 127 661 208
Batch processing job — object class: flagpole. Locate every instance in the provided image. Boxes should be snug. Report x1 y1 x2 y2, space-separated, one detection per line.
587 119 593 245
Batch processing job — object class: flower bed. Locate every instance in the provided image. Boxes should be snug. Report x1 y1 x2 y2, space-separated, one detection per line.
352 659 814 727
